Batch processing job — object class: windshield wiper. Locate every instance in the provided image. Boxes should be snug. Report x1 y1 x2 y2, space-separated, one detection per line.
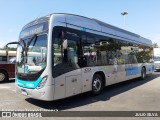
20 34 37 64
27 34 37 48
26 34 37 63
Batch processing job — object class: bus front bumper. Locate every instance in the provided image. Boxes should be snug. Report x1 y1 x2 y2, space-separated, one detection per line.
16 84 54 101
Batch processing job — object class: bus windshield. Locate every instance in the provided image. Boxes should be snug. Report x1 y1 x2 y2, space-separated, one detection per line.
16 34 47 74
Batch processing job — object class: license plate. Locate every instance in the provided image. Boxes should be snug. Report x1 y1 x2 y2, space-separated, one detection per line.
21 89 28 95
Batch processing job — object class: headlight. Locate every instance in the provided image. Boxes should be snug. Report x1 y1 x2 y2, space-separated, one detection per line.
37 76 48 89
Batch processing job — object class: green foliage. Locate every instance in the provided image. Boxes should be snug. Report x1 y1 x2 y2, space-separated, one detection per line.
136 51 151 63
152 43 159 48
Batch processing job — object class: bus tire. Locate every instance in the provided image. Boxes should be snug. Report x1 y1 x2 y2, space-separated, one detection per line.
141 67 146 80
92 74 104 95
0 70 8 83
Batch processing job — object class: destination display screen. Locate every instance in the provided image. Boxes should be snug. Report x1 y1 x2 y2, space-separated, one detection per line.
20 22 48 39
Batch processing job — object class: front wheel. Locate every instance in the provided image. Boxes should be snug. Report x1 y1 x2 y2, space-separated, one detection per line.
92 74 104 95
0 71 8 83
141 67 146 80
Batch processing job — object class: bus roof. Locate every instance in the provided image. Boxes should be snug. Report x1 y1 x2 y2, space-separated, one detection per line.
22 13 152 47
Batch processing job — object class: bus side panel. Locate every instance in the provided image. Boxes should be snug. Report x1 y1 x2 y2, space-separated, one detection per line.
65 74 81 97
0 64 15 78
54 75 66 100
54 69 82 100
81 67 94 93
8 64 15 78
116 64 127 83
103 65 118 85
146 63 154 74
125 64 141 80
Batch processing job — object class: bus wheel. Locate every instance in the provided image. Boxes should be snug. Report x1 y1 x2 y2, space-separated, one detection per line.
92 74 104 95
0 71 8 83
141 67 146 80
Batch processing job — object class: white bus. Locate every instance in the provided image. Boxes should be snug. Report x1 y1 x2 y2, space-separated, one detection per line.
16 13 154 101
153 48 160 70
0 42 17 64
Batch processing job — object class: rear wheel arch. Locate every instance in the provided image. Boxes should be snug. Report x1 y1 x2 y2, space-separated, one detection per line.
94 71 106 86
91 71 106 95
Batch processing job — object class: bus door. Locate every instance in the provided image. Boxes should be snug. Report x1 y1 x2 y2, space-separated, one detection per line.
53 31 82 99
64 39 82 97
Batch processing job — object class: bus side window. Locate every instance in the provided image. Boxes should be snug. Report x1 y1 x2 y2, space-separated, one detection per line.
2 56 7 61
81 35 95 67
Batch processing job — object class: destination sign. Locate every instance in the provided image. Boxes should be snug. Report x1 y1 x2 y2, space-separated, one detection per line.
20 22 48 38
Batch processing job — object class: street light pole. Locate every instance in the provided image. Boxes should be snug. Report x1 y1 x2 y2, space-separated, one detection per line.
121 12 128 29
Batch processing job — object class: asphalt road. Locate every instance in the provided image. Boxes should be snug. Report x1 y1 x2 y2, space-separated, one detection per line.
0 72 160 120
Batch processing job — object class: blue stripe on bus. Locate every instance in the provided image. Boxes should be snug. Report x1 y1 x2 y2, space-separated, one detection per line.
126 67 141 76
126 65 154 76
16 77 42 89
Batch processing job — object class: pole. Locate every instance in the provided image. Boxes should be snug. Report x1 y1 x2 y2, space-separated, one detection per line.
121 12 128 29
123 15 125 28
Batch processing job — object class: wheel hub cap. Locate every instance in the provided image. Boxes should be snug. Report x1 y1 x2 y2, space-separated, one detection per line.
0 73 5 81
93 78 101 92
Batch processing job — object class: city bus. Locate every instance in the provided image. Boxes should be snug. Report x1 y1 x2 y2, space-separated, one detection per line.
0 42 17 82
15 13 154 101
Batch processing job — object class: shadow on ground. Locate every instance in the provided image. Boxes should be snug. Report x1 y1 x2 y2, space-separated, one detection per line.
0 79 15 84
26 73 160 110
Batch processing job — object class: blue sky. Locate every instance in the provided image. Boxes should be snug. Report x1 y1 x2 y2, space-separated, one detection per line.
0 0 160 47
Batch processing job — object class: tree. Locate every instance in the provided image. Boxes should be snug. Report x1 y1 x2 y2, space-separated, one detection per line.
152 43 159 48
